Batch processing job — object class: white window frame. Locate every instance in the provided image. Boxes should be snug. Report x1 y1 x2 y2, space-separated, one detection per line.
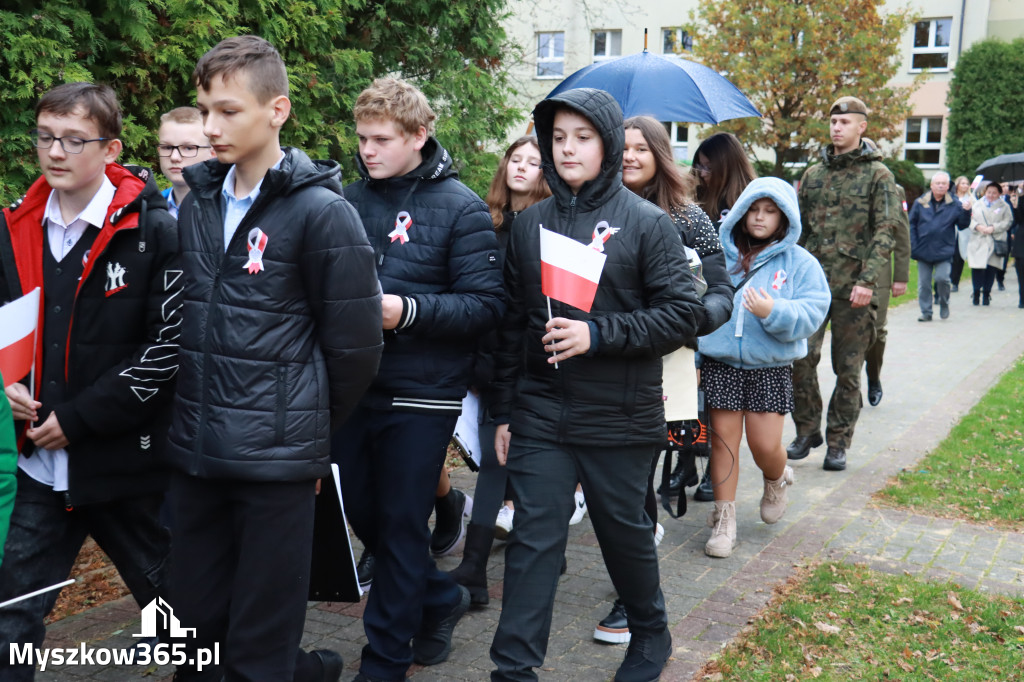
664 122 689 162
904 117 944 167
536 31 565 79
910 18 952 72
662 27 692 54
592 30 621 63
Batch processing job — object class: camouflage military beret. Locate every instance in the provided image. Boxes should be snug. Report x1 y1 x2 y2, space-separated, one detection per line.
829 96 869 118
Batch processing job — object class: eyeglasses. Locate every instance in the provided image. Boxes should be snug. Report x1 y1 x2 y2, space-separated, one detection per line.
31 130 109 154
692 163 711 176
157 144 212 158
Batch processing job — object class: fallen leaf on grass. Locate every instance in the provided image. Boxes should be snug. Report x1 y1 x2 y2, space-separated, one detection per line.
832 583 854 594
947 592 963 610
808 666 822 678
814 622 841 634
898 660 914 672
1014 625 1024 635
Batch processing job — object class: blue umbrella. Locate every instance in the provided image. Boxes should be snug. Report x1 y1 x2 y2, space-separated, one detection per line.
545 49 760 124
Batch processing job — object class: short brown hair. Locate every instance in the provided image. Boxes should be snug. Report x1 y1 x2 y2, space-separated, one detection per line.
193 35 289 104
353 78 436 136
160 106 203 126
36 82 122 139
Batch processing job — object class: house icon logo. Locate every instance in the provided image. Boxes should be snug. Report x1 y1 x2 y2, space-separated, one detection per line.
133 597 197 638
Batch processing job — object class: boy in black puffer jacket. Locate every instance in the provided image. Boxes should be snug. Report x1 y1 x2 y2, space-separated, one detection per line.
332 77 505 682
489 89 704 682
166 37 383 681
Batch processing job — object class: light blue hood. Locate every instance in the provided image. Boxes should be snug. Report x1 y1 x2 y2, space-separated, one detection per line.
718 176 802 278
699 177 830 370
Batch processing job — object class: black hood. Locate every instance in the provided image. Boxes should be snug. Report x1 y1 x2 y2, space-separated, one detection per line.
532 88 624 212
185 147 344 199
354 137 458 185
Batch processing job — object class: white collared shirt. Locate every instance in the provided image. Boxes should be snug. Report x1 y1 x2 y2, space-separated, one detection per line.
19 176 116 491
221 153 285 251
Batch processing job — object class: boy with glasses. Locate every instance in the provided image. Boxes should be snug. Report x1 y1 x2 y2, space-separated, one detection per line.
156 107 214 218
0 81 181 679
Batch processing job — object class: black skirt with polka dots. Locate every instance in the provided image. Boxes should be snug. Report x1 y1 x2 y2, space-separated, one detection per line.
701 357 794 414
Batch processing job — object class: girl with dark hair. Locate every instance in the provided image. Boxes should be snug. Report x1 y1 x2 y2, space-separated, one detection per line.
447 136 551 605
691 132 758 224
698 178 830 558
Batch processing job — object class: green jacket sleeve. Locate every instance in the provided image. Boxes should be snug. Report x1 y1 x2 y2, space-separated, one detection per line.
856 168 901 292
0 372 18 567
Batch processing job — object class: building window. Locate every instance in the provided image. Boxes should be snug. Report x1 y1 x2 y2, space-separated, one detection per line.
662 27 692 54
911 18 952 70
662 122 689 161
592 30 621 62
536 32 565 78
904 117 943 166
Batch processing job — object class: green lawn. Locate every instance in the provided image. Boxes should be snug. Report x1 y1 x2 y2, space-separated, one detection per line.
700 562 1024 681
889 259 918 308
874 357 1024 528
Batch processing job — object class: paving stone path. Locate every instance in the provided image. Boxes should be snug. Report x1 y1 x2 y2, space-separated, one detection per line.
36 274 1024 681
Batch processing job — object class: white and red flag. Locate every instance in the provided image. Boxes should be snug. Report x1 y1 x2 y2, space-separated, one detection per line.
539 225 606 313
0 287 40 385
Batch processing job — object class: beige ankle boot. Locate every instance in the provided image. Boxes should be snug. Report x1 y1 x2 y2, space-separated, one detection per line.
704 500 736 558
760 466 794 524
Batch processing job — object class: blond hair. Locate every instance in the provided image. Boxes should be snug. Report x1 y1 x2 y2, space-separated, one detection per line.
353 77 436 136
160 106 203 126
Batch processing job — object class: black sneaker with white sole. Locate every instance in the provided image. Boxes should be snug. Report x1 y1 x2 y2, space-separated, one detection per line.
594 599 631 644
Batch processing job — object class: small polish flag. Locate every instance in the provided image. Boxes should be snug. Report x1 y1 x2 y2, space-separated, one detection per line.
539 226 606 313
0 288 40 385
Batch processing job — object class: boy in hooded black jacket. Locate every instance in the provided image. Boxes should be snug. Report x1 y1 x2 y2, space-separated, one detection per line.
489 89 704 682
331 77 505 682
165 37 383 681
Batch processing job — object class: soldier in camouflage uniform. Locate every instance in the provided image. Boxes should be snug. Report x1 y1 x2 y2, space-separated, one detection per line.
787 96 902 471
864 180 910 407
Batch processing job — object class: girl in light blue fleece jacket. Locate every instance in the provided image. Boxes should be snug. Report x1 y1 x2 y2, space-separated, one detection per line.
697 177 829 559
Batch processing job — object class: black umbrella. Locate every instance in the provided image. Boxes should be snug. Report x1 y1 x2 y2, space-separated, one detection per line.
976 152 1024 183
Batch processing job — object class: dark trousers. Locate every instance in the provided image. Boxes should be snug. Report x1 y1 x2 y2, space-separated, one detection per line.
168 473 317 682
792 299 876 449
490 436 665 682
1016 259 1024 305
951 249 967 287
0 470 168 682
332 407 461 681
971 266 998 296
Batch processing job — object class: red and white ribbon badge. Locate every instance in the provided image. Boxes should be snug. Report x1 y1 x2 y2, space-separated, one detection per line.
389 211 412 244
245 228 269 274
589 220 620 252
771 269 788 291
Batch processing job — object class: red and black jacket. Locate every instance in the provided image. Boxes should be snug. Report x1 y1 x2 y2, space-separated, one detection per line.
0 163 181 506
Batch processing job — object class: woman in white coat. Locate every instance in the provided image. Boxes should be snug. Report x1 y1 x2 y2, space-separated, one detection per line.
967 182 1013 305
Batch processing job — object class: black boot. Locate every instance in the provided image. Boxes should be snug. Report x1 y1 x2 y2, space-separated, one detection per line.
693 471 714 502
430 488 472 557
973 291 980 305
983 293 991 306
446 522 493 606
657 452 697 497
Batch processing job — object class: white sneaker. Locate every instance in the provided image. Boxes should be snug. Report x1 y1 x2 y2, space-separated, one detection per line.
760 466 794 524
494 505 514 540
569 490 587 525
704 500 736 558
654 522 665 547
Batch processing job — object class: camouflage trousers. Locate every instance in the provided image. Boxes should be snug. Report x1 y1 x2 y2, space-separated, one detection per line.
864 285 892 384
792 299 877 449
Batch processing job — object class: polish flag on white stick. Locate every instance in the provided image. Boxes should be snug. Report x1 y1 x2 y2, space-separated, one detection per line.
539 226 606 313
0 287 40 389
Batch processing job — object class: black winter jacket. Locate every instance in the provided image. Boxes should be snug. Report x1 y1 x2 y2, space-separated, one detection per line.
493 89 705 444
343 138 505 413
167 148 383 482
0 164 180 506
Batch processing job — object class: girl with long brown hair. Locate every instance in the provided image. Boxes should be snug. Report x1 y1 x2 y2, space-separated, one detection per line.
691 132 757 224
